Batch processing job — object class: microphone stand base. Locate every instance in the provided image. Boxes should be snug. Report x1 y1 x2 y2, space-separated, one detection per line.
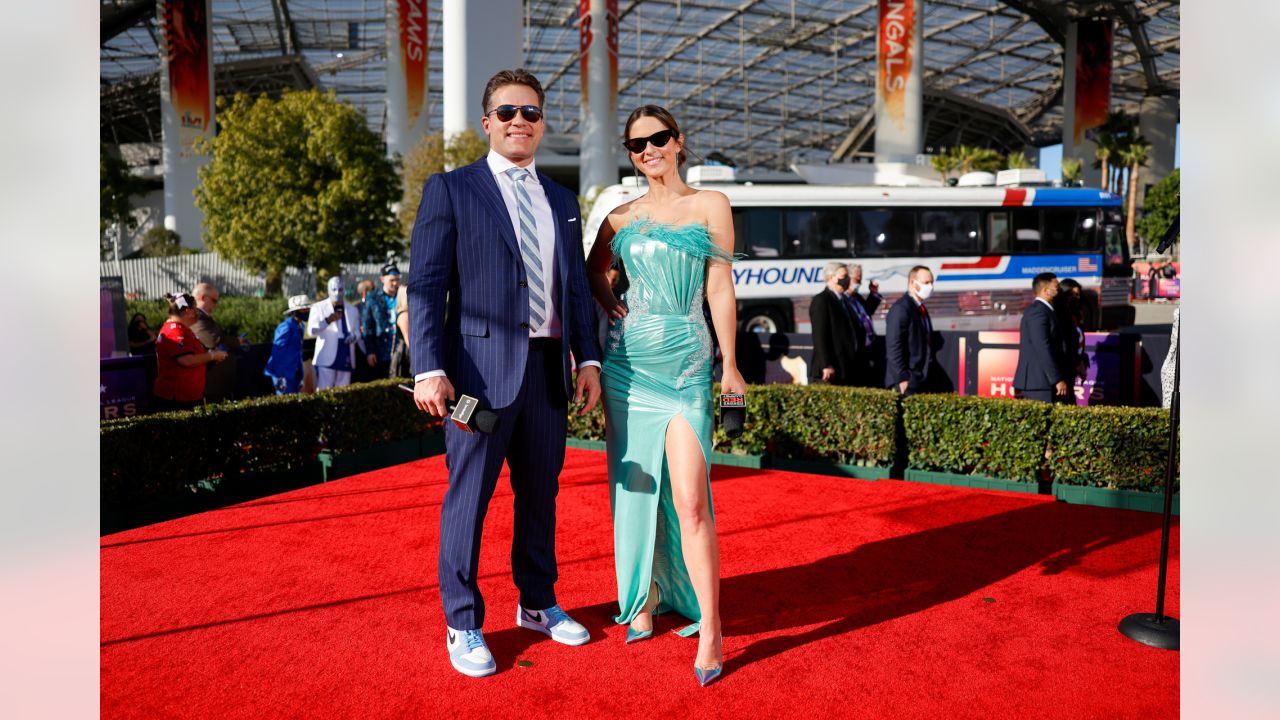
1118 612 1180 651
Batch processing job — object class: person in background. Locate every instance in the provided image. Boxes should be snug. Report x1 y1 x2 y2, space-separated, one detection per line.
264 295 311 395
127 313 156 355
808 262 860 385
152 292 227 413
310 276 374 389
884 265 937 396
190 282 246 403
361 264 401 378
845 263 882 387
1053 278 1089 395
1013 272 1069 403
390 282 411 378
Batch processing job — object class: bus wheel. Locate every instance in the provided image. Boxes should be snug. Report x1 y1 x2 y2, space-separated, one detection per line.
741 307 785 335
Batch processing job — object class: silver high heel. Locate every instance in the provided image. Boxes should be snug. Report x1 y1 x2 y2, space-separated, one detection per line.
625 582 661 644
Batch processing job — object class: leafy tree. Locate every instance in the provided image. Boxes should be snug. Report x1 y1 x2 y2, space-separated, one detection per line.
101 144 143 258
930 153 958 184
1136 169 1179 254
1005 151 1033 170
1119 139 1152 253
1061 158 1084 186
397 128 488 239
140 227 183 257
195 89 402 295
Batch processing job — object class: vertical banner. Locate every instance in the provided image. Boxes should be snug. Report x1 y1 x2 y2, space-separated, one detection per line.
578 0 619 196
1072 18 1112 145
162 0 212 155
159 0 214 247
386 0 430 157
875 0 923 163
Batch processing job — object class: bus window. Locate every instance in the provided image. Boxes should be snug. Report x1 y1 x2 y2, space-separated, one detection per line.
783 208 851 258
1012 208 1041 253
988 211 1011 253
918 209 981 255
853 208 916 257
737 208 783 258
731 210 748 256
1043 208 1098 252
1101 223 1127 268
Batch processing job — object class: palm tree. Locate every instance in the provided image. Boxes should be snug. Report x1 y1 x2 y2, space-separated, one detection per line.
1061 158 1083 186
1094 136 1114 192
1005 151 1033 169
930 152 958 185
1120 138 1151 254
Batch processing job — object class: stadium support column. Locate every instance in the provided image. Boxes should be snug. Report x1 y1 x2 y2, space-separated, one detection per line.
442 0 522 152
1138 95 1178 205
874 0 923 164
158 0 215 250
1063 18 1113 190
385 0 430 159
579 0 619 199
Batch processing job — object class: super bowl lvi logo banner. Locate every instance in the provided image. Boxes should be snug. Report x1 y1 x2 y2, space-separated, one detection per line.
161 0 212 158
878 0 916 131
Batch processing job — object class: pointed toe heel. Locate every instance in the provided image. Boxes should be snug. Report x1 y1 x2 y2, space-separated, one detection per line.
694 664 723 687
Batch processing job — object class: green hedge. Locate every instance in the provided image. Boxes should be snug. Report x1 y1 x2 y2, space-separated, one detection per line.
128 296 289 344
903 394 1053 483
1048 404 1176 491
565 383 898 467
101 379 440 504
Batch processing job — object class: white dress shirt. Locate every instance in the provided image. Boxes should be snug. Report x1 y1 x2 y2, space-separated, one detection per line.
416 151 599 383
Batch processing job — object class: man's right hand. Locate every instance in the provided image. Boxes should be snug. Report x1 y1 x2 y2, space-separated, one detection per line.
415 376 455 418
822 367 835 382
898 380 909 394
1054 380 1069 397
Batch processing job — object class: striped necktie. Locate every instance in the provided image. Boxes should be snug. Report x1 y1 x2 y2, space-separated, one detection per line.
505 167 547 331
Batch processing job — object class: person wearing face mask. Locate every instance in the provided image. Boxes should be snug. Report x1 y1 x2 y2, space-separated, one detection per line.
844 263 882 386
884 266 938 396
308 276 375 390
1014 272 1071 403
808 262 861 385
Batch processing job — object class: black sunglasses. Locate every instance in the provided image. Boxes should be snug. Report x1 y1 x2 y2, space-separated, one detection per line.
622 129 677 154
486 104 543 123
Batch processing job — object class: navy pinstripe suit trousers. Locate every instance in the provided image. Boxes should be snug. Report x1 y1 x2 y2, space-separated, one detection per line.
437 343 569 630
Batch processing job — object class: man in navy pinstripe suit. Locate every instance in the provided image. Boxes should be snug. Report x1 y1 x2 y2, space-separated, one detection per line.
408 69 603 678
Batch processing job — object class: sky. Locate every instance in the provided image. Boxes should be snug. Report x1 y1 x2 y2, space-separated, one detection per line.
1037 124 1180 182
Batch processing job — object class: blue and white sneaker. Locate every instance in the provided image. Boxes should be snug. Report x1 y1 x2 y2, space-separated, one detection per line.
446 626 496 677
516 604 590 646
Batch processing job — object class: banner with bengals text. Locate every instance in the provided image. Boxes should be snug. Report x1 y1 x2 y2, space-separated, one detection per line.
878 0 917 131
397 0 428 129
161 0 212 156
1073 19 1112 145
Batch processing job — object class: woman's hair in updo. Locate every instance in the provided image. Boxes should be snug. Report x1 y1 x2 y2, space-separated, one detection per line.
623 105 688 167
164 292 197 317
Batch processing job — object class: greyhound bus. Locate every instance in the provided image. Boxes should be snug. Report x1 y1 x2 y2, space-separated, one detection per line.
583 167 1131 333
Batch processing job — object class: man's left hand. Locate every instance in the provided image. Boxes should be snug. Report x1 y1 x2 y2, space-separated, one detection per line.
367 354 377 367
574 366 602 415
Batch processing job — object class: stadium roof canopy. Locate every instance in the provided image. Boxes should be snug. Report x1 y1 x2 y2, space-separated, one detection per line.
101 0 1180 170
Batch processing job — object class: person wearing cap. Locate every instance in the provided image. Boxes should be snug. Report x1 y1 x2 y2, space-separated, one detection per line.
264 295 310 395
361 263 402 378
309 276 375 390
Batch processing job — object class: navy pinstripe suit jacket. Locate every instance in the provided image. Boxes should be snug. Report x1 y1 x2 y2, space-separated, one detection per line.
407 157 602 409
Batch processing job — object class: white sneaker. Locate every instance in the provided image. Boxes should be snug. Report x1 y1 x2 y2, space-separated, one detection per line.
446 626 496 677
516 604 590 646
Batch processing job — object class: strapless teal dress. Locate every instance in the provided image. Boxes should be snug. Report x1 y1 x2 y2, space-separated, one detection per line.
603 220 733 635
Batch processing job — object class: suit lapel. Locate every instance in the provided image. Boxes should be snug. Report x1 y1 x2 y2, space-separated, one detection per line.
540 172 570 304
465 159 520 258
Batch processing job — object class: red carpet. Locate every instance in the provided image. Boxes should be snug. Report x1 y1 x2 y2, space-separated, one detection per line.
102 449 1178 719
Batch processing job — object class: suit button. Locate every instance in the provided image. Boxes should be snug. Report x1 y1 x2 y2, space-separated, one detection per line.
518 280 528 288
520 322 530 329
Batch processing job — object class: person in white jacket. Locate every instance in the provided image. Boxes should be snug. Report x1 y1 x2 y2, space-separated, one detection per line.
308 276 376 389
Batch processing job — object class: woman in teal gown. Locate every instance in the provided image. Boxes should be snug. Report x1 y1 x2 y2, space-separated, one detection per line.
586 105 746 687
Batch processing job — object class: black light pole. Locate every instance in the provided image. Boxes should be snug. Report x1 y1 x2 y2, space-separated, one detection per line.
1118 215 1180 651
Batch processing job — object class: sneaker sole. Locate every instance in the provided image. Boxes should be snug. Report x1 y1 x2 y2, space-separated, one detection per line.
449 656 496 678
516 614 591 646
